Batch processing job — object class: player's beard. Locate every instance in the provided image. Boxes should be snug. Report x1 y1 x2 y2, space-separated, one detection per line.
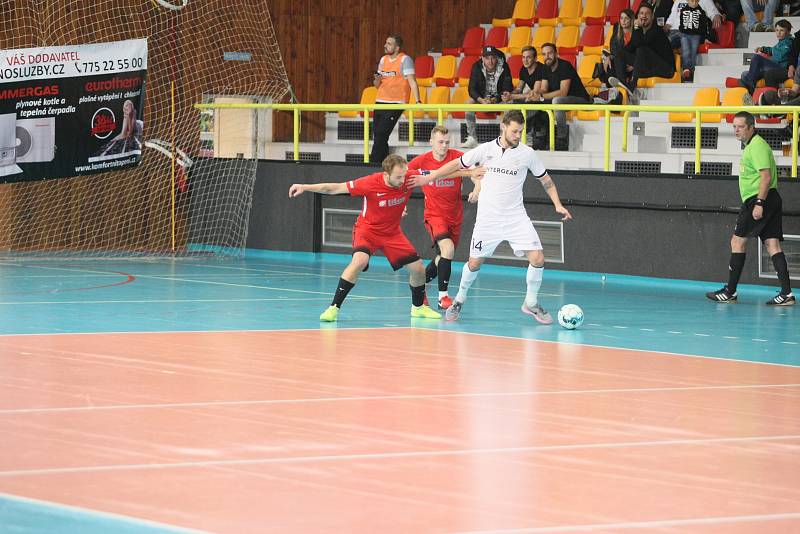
503 133 519 148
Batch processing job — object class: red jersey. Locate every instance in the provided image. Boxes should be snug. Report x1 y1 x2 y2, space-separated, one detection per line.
408 149 464 221
346 172 412 234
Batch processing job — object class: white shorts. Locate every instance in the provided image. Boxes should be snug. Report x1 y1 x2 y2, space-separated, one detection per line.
469 214 542 258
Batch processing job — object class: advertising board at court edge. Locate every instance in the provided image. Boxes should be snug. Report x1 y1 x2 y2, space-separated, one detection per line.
0 38 147 184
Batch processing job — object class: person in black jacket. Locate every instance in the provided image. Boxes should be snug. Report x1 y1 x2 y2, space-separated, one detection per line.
650 0 675 27
610 3 676 99
462 45 513 148
597 8 637 87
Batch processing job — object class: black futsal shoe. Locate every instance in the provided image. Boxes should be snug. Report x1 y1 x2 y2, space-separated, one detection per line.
706 286 738 303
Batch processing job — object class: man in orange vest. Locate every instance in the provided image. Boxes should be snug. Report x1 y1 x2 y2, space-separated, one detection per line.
370 34 421 164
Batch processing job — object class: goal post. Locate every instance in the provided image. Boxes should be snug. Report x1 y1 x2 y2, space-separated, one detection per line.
0 0 290 258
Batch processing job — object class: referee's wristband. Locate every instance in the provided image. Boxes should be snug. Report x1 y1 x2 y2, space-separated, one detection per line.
755 198 765 206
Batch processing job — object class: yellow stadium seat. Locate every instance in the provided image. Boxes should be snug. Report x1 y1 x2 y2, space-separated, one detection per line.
404 87 428 119
556 25 580 55
531 26 556 55
669 87 720 123
493 0 536 27
577 109 601 120
577 54 603 88
558 0 583 26
639 55 681 87
450 86 470 119
583 0 607 23
433 55 458 86
339 86 377 118
426 86 450 119
722 87 748 123
500 26 532 55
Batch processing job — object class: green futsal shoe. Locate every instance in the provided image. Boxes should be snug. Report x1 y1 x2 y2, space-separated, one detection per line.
410 304 441 319
319 305 339 322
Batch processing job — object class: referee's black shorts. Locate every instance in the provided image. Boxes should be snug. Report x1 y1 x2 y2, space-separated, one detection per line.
734 188 783 241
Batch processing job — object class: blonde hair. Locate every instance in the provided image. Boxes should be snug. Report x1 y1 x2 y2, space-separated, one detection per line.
430 125 449 137
381 154 407 174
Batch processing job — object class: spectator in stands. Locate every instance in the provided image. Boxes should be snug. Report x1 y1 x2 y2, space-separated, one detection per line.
668 0 714 81
741 0 779 31
539 43 592 148
758 66 800 104
501 46 548 146
718 0 743 29
609 3 676 102
764 24 800 87
736 19 793 92
462 45 513 148
598 8 637 88
664 0 722 50
370 34 421 164
650 0 675 27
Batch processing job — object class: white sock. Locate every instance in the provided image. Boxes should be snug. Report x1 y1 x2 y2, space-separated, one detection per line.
455 263 480 303
525 265 544 308
438 291 448 299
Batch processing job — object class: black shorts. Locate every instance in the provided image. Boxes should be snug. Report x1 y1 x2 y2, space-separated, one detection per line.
734 188 783 241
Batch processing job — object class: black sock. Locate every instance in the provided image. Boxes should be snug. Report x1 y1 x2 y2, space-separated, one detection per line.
410 284 426 307
437 258 452 292
726 252 746 292
425 260 438 283
331 278 355 308
771 252 792 295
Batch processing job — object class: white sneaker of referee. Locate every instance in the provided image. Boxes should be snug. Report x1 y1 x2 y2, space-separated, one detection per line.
408 110 572 324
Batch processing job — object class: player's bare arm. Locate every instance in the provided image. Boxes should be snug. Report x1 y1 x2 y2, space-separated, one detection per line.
539 173 572 221
461 166 486 180
407 158 463 187
434 165 485 182
467 176 481 204
289 182 349 198
752 168 772 221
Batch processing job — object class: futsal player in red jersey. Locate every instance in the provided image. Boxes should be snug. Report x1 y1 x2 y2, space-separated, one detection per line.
289 154 443 322
408 125 481 309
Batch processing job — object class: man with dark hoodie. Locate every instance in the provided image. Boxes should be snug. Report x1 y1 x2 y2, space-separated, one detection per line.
462 45 513 148
609 2 676 100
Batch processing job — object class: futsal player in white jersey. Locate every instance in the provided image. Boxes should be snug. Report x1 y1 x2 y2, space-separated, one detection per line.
408 110 572 323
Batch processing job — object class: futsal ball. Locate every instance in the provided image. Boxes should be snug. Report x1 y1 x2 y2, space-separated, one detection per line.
557 304 584 330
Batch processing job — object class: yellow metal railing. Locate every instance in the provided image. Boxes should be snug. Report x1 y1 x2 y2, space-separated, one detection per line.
194 102 800 177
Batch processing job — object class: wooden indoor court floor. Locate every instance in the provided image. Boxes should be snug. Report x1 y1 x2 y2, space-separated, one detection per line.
0 253 798 533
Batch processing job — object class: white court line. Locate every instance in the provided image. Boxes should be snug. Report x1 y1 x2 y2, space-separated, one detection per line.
0 326 414 338
2 326 798 368
0 263 334 296
0 297 369 306
1 434 798 478
2 383 798 415
3 261 559 298
452 512 800 533
441 330 800 369
0 294 529 306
